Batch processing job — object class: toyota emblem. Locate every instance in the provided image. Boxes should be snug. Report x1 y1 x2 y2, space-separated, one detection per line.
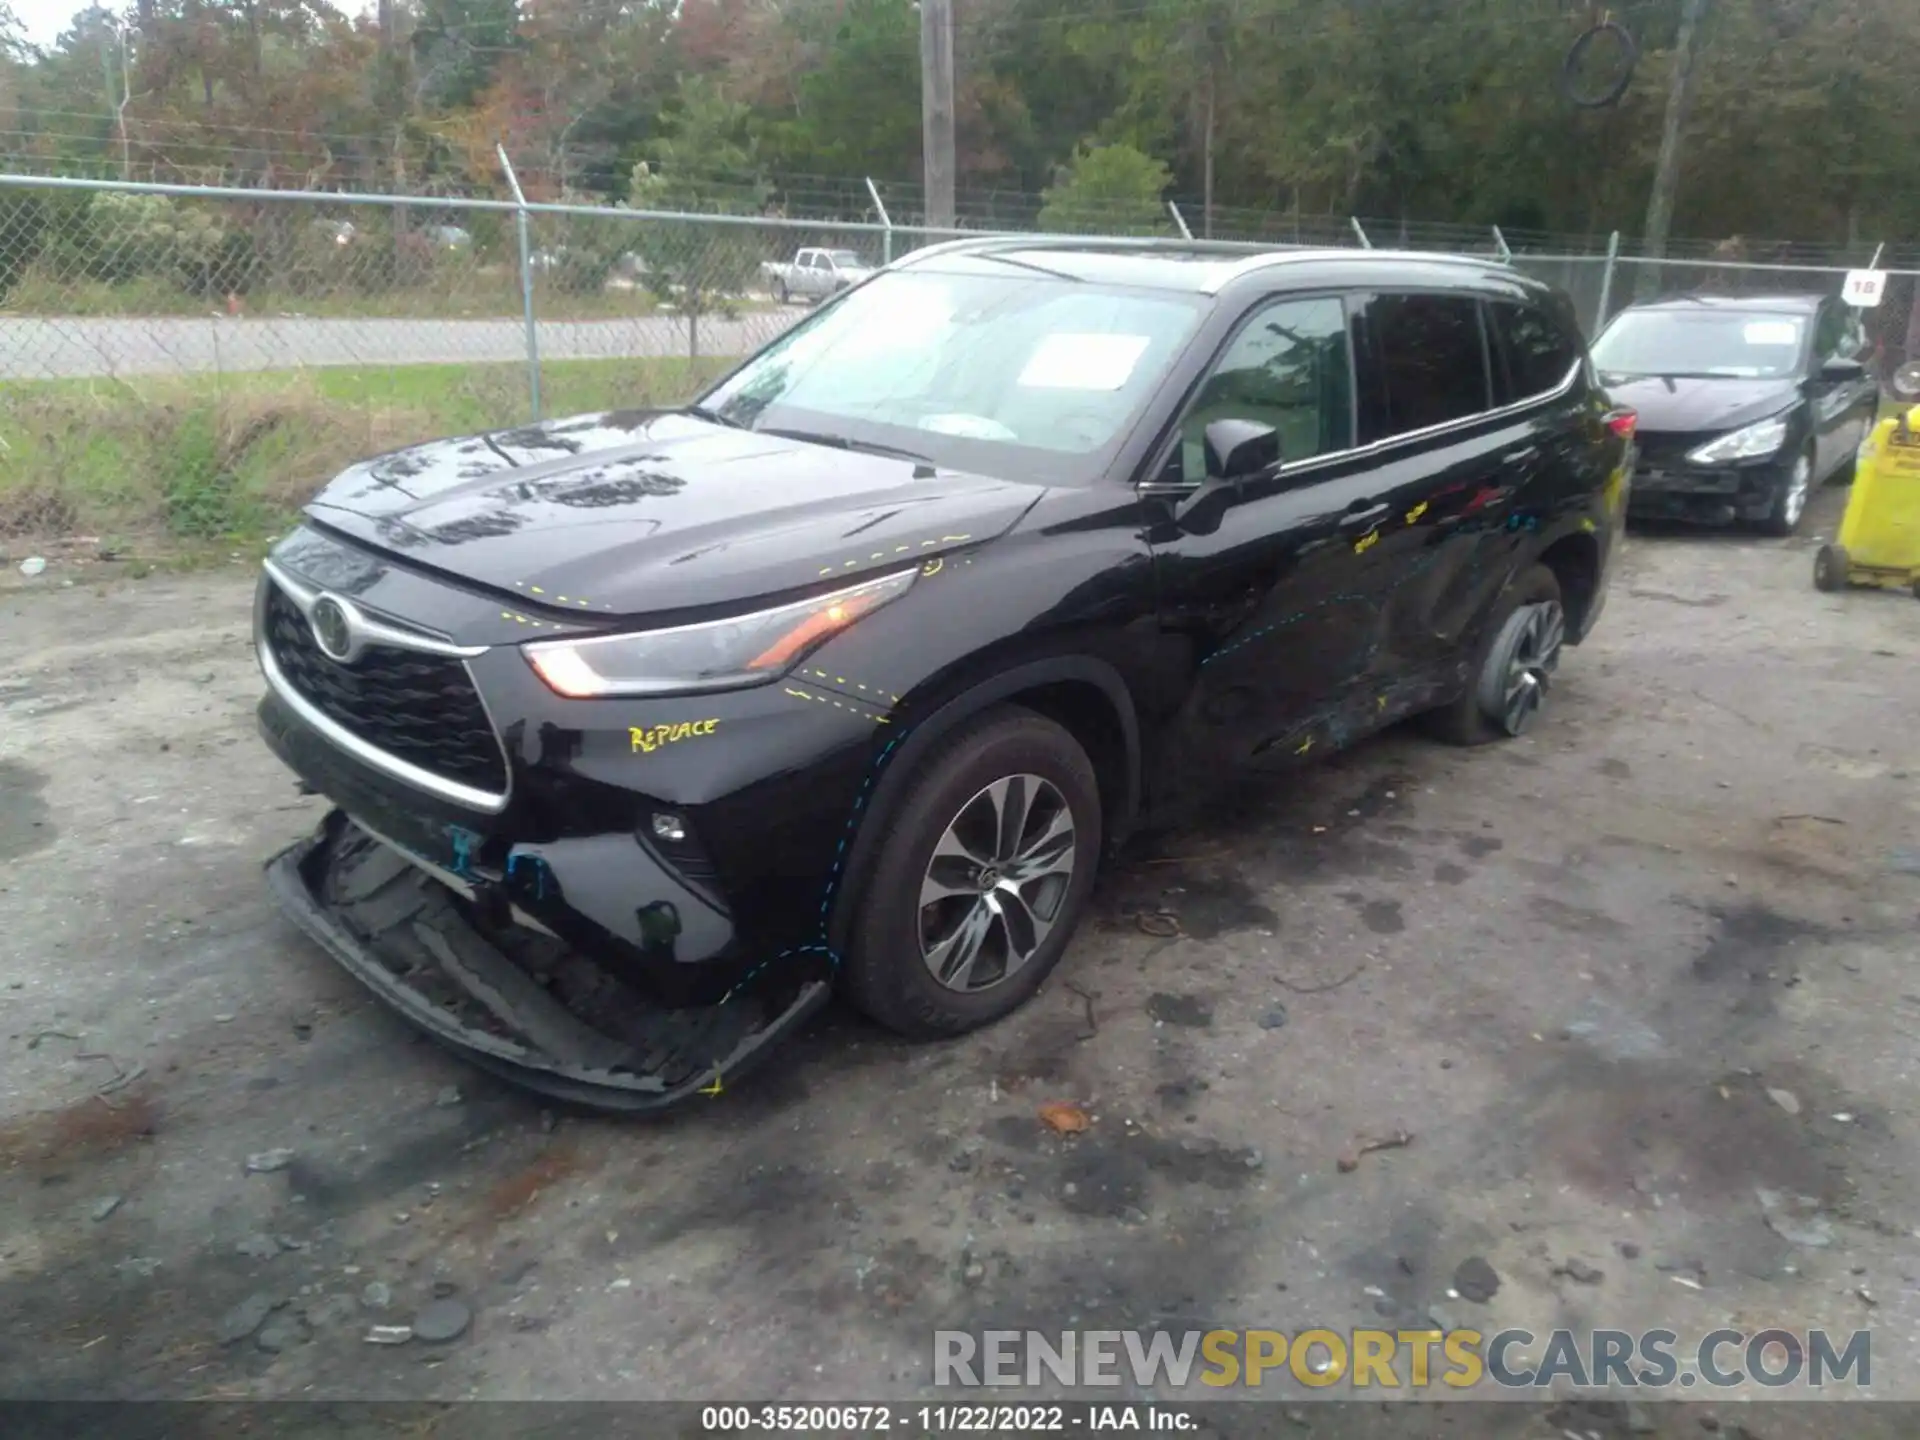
310 595 355 662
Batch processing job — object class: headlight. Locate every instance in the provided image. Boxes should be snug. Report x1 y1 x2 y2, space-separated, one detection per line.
523 569 916 698
1686 415 1789 465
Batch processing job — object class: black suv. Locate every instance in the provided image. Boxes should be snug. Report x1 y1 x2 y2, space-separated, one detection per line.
257 240 1632 1108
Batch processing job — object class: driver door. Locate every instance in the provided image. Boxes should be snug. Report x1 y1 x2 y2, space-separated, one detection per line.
1811 300 1878 478
1147 292 1395 784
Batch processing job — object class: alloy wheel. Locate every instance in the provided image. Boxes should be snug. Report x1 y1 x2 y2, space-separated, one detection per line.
1781 454 1812 530
1479 600 1566 738
918 774 1077 993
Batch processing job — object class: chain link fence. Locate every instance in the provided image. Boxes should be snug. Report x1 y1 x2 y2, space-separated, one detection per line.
2 170 1915 558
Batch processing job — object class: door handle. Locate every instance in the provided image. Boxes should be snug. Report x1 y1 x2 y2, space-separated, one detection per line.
1339 501 1392 532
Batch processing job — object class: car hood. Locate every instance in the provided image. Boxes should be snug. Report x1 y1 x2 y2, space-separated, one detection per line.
305 410 1047 616
1602 373 1801 437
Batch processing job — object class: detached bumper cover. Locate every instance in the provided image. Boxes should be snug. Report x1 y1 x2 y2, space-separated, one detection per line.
266 811 830 1111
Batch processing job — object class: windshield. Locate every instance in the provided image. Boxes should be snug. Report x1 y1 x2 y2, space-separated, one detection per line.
1590 309 1808 380
697 264 1206 483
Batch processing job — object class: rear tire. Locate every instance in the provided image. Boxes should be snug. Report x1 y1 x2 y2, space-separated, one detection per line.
840 707 1102 1040
772 278 789 304
1426 564 1565 746
1813 543 1849 593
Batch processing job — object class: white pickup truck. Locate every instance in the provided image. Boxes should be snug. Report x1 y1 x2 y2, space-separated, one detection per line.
762 247 875 303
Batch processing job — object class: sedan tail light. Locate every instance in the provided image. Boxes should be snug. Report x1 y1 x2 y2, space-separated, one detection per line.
1605 408 1638 439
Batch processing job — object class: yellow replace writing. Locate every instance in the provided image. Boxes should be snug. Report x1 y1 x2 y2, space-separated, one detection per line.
630 719 719 753
1353 530 1381 554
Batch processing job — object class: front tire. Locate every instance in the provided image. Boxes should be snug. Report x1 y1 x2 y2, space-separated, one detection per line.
840 707 1102 1039
1761 448 1814 537
1426 564 1566 746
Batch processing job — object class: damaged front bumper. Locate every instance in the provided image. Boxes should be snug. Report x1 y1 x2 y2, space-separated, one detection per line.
1626 458 1787 525
266 810 831 1111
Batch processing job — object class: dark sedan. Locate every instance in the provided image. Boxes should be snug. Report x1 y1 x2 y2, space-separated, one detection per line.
1592 293 1881 534
255 240 1631 1108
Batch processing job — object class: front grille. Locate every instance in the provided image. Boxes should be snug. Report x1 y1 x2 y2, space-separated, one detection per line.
1634 432 1703 466
263 583 508 794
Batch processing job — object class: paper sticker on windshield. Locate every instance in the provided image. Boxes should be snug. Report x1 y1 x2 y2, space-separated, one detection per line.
1743 321 1800 346
1018 333 1151 391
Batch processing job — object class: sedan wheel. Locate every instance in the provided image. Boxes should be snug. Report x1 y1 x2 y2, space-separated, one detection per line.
1763 451 1813 536
1476 598 1566 737
919 774 1076 994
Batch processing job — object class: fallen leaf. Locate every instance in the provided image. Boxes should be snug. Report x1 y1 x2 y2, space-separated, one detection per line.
1336 1129 1413 1173
1038 1101 1090 1135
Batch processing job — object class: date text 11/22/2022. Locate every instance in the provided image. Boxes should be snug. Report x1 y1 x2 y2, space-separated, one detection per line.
700 1405 1197 1431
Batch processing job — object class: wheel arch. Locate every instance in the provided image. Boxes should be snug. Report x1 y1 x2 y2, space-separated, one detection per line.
1533 529 1602 643
824 655 1141 957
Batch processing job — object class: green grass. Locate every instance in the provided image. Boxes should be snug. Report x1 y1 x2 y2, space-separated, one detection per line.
0 356 731 554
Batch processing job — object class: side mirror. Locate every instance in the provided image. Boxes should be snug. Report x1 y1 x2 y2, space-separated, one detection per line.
1203 419 1282 481
1819 356 1866 383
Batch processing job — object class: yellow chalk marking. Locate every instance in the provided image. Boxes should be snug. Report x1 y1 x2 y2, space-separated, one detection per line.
1580 517 1597 533
1295 737 1314 755
784 685 890 723
1353 531 1380 554
629 719 720 754
1405 500 1429 524
922 557 944 578
700 1073 724 1097
529 586 544 594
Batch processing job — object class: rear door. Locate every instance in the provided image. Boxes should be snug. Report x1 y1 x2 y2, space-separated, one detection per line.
1343 290 1526 695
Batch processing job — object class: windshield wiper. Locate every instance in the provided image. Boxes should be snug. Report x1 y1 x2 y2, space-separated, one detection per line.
682 402 745 429
760 427 936 466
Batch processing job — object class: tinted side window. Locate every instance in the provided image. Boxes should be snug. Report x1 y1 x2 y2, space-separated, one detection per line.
1174 295 1353 482
1490 300 1581 401
1362 293 1492 437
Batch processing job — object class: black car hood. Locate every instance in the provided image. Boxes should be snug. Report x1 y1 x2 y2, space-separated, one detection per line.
1602 373 1801 437
305 410 1047 615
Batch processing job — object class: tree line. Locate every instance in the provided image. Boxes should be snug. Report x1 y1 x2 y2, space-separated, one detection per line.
1 0 1917 251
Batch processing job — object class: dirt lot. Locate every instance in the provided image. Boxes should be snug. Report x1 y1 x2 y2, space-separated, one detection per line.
3 486 1919 1430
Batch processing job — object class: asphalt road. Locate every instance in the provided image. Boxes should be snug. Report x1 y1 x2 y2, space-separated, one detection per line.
0 309 799 380
3 490 1918 1434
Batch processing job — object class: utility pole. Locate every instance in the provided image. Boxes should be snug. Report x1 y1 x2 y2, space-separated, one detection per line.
1638 0 1711 298
920 0 956 232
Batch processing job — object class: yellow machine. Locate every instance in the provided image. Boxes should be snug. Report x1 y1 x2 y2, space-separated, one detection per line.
1814 385 1920 597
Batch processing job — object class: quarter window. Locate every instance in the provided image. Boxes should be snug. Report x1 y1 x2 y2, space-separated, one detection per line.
1172 295 1353 482
1490 300 1582 402
1361 293 1492 438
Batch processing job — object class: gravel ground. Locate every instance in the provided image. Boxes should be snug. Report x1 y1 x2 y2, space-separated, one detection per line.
2 486 1918 1433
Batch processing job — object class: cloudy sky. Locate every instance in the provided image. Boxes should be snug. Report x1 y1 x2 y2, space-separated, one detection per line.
12 0 87 46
